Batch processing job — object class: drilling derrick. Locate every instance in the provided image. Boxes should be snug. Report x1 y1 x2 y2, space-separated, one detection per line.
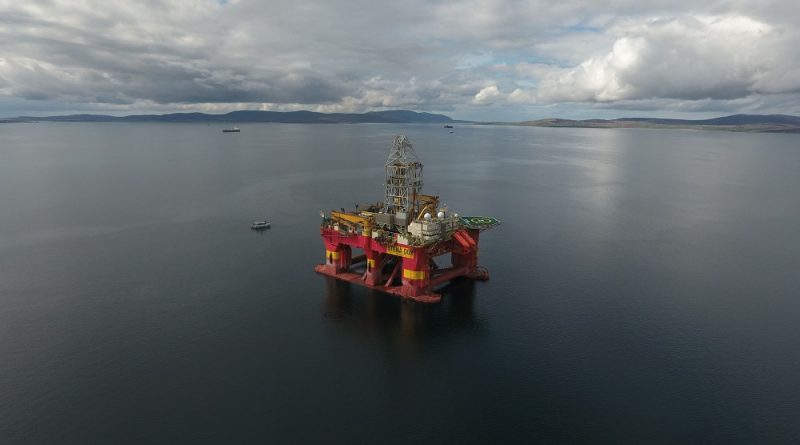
315 135 500 303
383 135 423 221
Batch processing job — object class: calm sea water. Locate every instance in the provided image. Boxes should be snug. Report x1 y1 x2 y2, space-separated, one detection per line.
1 122 799 443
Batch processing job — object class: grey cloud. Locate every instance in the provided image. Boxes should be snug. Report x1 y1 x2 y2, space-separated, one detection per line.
1 0 800 118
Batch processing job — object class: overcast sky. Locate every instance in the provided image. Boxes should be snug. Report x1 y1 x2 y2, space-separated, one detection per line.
1 0 799 120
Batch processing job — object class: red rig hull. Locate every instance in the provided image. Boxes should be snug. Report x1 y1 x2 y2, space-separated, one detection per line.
314 227 488 304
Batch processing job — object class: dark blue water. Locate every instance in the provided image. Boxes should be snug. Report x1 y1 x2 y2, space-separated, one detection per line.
1 123 799 443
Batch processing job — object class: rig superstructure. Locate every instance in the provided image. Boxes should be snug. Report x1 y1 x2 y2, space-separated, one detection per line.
314 135 499 303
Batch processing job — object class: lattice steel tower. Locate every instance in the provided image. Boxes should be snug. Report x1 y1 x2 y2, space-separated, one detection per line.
383 135 423 217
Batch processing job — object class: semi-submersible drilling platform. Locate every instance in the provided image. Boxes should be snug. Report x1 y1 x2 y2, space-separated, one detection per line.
314 135 499 303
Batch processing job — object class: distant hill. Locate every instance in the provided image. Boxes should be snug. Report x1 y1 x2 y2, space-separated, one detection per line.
7 111 799 134
616 114 800 126
515 114 800 133
6 109 459 124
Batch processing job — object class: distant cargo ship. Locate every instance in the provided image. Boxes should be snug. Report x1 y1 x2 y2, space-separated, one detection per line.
443 124 453 128
222 127 240 133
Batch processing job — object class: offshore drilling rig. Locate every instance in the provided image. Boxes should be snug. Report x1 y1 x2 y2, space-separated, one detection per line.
314 135 500 303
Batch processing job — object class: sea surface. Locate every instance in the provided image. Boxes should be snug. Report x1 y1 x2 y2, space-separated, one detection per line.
1 122 799 444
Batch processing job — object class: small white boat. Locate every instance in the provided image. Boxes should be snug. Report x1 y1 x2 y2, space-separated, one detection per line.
223 127 240 133
250 220 271 230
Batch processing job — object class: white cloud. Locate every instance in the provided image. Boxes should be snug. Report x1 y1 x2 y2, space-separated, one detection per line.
473 85 500 103
536 15 800 103
508 88 537 104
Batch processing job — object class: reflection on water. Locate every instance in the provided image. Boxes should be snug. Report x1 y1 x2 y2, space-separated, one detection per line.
322 276 481 343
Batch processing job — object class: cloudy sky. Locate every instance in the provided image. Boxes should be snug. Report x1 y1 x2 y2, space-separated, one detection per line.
1 0 799 120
